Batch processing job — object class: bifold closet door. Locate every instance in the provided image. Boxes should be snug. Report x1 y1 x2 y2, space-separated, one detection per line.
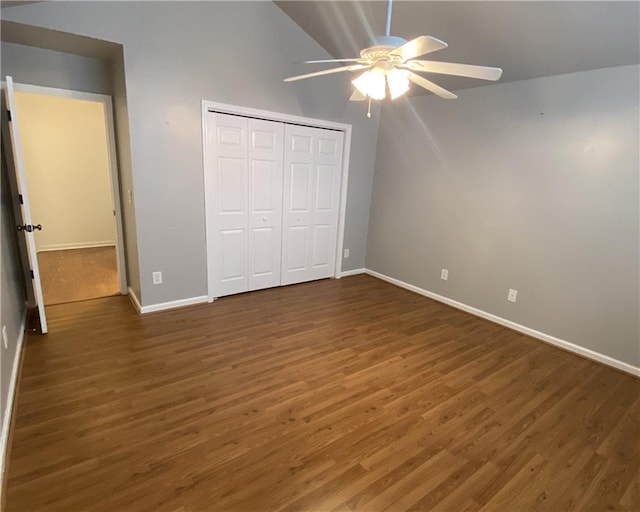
282 125 344 285
248 118 284 292
207 112 283 298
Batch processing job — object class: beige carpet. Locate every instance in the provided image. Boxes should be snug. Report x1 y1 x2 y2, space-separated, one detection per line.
37 247 120 305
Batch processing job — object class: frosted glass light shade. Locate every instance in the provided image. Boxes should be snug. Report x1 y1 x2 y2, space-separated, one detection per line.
352 68 386 100
387 69 410 100
353 67 412 101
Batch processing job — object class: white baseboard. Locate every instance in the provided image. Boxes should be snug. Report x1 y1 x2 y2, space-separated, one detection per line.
37 241 116 252
128 287 142 314
0 310 27 493
341 268 365 277
141 295 208 314
365 269 640 377
128 287 208 314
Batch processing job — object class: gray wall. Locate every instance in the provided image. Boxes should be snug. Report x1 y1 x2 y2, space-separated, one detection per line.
2 1 381 306
0 42 112 95
0 148 27 454
367 64 640 367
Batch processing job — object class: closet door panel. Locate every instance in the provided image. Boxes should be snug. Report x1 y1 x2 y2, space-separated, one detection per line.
248 118 284 291
311 224 330 268
282 125 313 284
310 155 342 278
312 131 343 279
290 163 311 211
251 228 274 274
221 230 246 280
208 113 249 297
282 125 343 285
219 157 245 214
286 226 308 271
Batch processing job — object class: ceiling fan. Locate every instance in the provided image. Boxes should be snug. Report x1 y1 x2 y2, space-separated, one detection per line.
283 0 503 115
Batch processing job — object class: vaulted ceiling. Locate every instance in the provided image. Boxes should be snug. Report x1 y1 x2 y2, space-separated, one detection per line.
275 1 640 92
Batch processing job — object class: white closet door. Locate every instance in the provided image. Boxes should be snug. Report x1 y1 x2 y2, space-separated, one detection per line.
206 112 284 298
282 125 344 285
248 118 284 291
207 113 249 297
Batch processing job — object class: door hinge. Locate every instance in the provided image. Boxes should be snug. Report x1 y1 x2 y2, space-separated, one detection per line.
30 270 34 279
18 194 23 204
7 110 11 122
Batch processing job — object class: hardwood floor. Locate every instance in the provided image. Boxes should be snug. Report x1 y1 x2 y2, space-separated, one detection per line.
5 275 639 511
37 246 119 305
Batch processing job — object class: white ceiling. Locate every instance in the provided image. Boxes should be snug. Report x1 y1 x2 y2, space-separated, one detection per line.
275 1 640 93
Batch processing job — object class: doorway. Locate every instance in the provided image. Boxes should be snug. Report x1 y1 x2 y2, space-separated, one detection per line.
12 83 126 307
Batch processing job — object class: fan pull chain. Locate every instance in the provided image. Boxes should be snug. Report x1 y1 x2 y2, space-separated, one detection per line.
367 97 372 118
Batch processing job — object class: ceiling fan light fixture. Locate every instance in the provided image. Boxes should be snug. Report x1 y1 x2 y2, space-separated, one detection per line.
284 0 503 111
387 68 410 99
352 68 386 100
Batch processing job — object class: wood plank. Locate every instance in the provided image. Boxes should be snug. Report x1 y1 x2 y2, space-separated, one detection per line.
5 274 639 511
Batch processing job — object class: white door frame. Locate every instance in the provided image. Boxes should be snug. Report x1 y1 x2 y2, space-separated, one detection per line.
201 100 352 302
9 82 128 295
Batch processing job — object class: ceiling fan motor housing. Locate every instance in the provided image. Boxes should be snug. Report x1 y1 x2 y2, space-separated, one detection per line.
361 36 408 66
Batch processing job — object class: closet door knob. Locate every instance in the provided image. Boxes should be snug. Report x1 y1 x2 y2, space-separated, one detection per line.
262 216 267 222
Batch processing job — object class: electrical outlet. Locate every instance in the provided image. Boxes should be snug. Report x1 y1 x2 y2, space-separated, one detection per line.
508 288 518 302
344 248 350 258
152 271 163 285
440 268 449 281
2 325 8 349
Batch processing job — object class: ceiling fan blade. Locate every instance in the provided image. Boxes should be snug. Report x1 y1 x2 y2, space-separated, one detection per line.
388 36 447 62
283 64 370 82
349 89 367 101
302 58 363 64
404 60 503 81
408 72 457 99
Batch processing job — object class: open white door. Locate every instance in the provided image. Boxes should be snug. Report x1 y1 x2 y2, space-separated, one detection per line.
3 76 48 333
